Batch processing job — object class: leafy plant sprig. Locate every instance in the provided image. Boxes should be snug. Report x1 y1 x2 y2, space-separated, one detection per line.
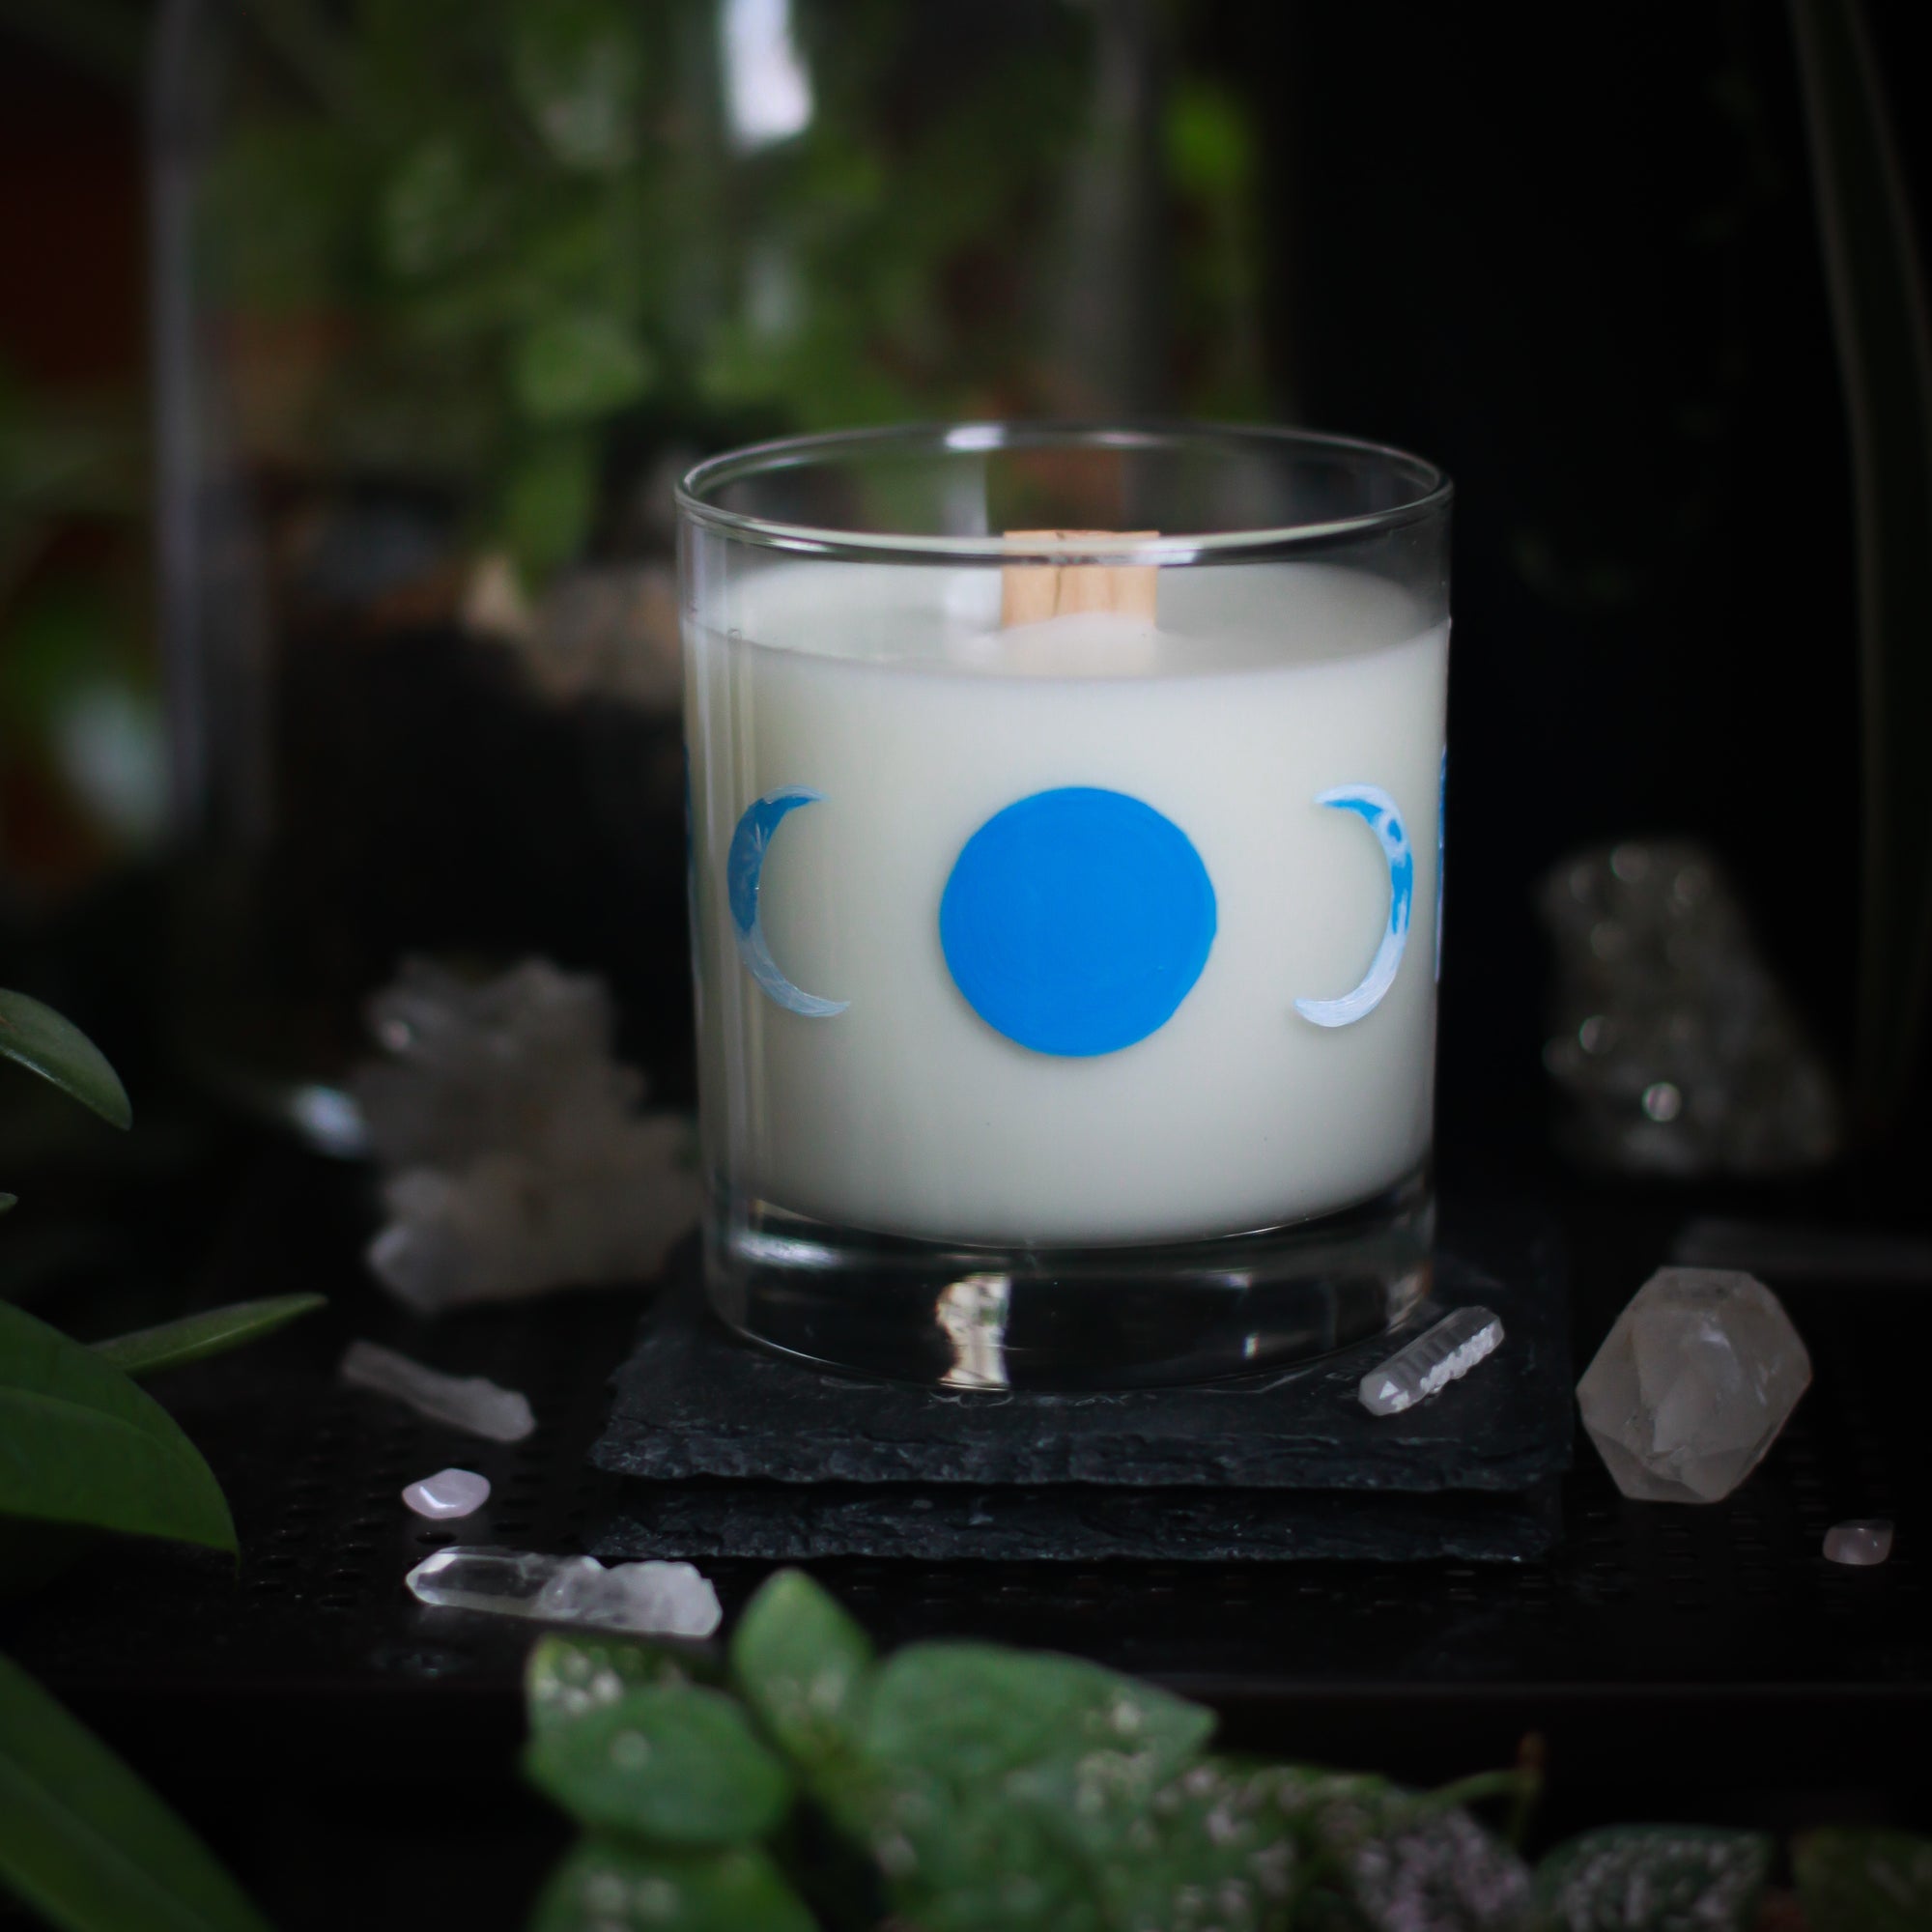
0 988 326 1932
521 1569 1932 1931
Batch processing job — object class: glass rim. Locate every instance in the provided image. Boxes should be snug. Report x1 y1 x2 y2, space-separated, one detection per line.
675 420 1452 566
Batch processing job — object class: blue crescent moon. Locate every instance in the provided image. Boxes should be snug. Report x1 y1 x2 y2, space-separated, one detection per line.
727 787 848 1017
1294 783 1413 1028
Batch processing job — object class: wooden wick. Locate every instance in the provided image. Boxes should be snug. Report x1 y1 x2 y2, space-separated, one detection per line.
1001 530 1158 626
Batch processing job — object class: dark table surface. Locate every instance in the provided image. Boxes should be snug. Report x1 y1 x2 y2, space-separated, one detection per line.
3 1129 1927 1929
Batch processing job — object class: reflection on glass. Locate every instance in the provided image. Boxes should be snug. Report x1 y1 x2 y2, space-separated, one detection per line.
936 1273 1012 1389
723 0 814 150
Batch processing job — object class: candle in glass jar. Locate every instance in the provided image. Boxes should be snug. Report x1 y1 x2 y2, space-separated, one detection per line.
685 556 1446 1246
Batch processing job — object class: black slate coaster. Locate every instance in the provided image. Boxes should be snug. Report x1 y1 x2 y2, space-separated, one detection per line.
591 1201 1571 1495
594 1479 1562 1564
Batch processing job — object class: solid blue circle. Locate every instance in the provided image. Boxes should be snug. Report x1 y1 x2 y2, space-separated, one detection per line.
939 787 1217 1057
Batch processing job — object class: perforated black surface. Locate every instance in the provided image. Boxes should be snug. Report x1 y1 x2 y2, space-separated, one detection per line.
3 1147 1927 1849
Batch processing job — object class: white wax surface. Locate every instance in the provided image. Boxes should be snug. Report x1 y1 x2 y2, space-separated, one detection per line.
685 558 1447 1244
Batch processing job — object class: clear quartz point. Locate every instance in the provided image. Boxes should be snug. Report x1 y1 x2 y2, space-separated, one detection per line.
1577 1266 1811 1504
341 1340 535 1442
1823 1520 1893 1567
406 1546 722 1638
1358 1306 1505 1416
402 1467 492 1520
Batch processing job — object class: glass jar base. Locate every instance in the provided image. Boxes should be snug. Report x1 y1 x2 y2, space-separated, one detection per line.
705 1172 1434 1390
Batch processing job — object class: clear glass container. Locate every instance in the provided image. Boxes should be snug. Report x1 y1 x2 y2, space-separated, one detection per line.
679 423 1450 1386
150 0 1265 1140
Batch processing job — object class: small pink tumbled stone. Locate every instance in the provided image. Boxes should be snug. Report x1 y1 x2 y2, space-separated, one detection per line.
403 1468 492 1520
1822 1520 1893 1567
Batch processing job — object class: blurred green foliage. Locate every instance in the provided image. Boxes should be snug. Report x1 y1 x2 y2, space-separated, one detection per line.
202 0 1267 580
0 0 1266 885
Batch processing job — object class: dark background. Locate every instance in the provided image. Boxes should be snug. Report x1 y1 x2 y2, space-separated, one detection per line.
3 0 1920 1157
1268 1 1871 1157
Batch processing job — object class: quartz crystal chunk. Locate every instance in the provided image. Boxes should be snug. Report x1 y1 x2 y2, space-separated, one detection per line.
1577 1267 1811 1504
402 1467 492 1520
1537 840 1839 1177
341 1341 535 1442
350 956 701 1313
1823 1520 1893 1567
407 1547 722 1638
1358 1307 1505 1415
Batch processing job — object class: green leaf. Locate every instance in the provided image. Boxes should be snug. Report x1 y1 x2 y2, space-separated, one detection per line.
728 1568 874 1773
0 1193 15 1213
524 1683 792 1847
853 1644 1218 1932
0 1299 236 1553
1295 1778 1535 1932
0 989 130 1130
1092 1757 1305 1932
1794 1827 1932 1932
500 433 598 582
875 1801 1101 1932
526 1634 692 1735
863 1643 1216 1797
511 310 655 424
1535 1825 1772 1930
526 1836 814 1932
0 1652 272 1932
92 1295 327 1378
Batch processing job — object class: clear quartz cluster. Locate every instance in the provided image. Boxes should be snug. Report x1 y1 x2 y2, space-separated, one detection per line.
1577 1267 1811 1504
1358 1307 1505 1416
406 1546 722 1638
1537 840 1839 1177
350 957 700 1313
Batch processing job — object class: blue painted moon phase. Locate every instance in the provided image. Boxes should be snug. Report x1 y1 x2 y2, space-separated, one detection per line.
727 787 848 1017
940 787 1216 1057
1294 782 1413 1028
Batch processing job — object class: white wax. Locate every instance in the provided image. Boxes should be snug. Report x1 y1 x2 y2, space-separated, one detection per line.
685 559 1447 1244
